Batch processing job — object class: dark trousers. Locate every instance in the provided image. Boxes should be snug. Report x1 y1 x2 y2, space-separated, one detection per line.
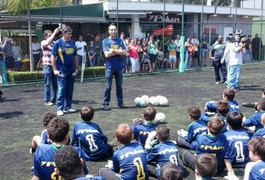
213 61 227 82
179 149 196 171
176 136 191 150
99 168 120 180
103 69 123 106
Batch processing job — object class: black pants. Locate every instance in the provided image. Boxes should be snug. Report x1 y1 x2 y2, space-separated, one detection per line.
213 61 227 82
176 136 191 150
179 149 196 171
99 168 120 180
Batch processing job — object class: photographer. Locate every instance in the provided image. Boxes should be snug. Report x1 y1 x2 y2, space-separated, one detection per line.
225 32 244 91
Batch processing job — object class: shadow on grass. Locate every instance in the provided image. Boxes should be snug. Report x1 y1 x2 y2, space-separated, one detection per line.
21 89 41 93
240 85 261 91
0 98 22 102
0 111 24 119
72 100 93 105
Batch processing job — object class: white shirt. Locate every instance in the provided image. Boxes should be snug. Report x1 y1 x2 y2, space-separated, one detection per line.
174 39 181 52
228 42 243 66
75 41 87 56
32 42 41 55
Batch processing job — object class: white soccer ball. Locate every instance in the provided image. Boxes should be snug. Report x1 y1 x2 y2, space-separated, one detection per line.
141 95 149 103
159 96 169 106
134 97 142 106
155 112 166 124
149 96 159 106
139 98 148 107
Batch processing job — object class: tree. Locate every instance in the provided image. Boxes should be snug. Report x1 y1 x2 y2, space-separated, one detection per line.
6 0 72 14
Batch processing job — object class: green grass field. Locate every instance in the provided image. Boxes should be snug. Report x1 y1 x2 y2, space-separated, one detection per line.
0 64 264 179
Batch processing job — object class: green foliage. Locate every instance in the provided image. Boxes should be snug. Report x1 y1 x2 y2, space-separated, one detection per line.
7 66 106 83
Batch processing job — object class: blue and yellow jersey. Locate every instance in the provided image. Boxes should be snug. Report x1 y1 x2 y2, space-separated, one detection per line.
33 144 88 180
224 129 252 167
112 142 149 180
132 123 158 147
52 39 77 73
72 121 109 161
102 37 125 70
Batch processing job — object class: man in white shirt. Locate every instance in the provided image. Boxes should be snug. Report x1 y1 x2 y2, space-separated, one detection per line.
222 32 244 90
32 38 41 70
75 35 87 68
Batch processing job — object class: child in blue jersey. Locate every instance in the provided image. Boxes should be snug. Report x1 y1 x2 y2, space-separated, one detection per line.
54 145 104 180
215 100 230 132
32 116 88 180
177 106 207 150
243 137 265 180
180 116 239 179
243 97 265 131
201 101 217 123
99 124 148 180
223 88 240 112
30 112 57 154
253 113 265 138
132 106 158 148
147 125 180 178
72 107 112 161
195 154 217 180
224 112 252 167
160 163 183 180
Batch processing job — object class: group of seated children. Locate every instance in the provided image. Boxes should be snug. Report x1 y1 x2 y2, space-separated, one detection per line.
30 87 265 180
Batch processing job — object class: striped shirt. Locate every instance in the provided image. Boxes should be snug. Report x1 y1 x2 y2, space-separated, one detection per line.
41 40 53 65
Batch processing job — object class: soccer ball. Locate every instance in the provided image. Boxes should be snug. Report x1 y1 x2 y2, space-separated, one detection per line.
155 112 166 124
134 97 142 106
149 96 159 106
159 96 169 106
141 95 149 103
139 98 148 107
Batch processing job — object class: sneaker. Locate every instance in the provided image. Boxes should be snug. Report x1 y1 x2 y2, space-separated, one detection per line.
57 110 64 116
29 147 36 155
103 105 110 111
63 109 76 113
222 81 227 84
118 104 127 109
44 102 53 106
216 81 221 84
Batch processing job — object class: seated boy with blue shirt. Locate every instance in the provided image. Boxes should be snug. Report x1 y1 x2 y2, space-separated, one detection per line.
147 125 180 178
72 107 112 161
224 112 252 167
223 88 240 112
177 106 207 150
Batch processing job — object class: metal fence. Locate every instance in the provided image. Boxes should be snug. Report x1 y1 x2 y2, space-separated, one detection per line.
0 0 264 85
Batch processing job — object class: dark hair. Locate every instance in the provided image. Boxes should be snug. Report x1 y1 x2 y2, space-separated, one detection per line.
226 112 243 130
143 106 157 121
208 116 224 135
248 138 265 161
61 25 72 34
223 88 235 101
47 116 69 143
160 163 183 180
258 98 265 111
196 154 217 178
80 107 94 122
156 125 170 142
115 124 133 145
108 23 116 30
188 106 201 120
216 100 229 115
42 112 57 127
54 145 82 180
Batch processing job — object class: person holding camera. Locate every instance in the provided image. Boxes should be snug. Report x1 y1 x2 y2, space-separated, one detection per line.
222 32 244 91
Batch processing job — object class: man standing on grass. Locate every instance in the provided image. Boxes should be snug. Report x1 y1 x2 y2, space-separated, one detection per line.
102 23 127 110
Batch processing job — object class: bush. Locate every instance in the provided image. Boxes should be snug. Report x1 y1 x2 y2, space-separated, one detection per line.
7 66 106 83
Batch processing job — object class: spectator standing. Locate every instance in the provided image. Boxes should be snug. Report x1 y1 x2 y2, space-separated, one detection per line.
0 39 8 85
41 27 60 106
128 39 141 73
32 38 41 70
3 37 14 71
148 36 158 72
94 35 102 66
102 23 127 110
201 33 209 66
12 40 22 71
242 35 254 63
167 39 177 70
252 33 263 61
174 35 181 68
191 33 200 67
210 35 227 84
51 25 78 116
75 35 87 68
87 40 98 67
185 37 193 69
